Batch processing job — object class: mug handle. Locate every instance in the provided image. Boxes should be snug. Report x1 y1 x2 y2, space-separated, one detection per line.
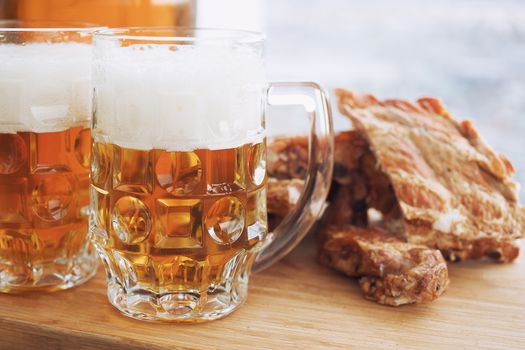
253 82 334 272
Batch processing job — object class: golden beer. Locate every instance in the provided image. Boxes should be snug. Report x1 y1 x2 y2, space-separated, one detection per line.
90 141 267 317
0 127 94 291
0 23 100 292
1 0 195 27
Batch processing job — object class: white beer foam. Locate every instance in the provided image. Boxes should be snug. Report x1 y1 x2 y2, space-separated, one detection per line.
0 43 92 134
92 43 266 151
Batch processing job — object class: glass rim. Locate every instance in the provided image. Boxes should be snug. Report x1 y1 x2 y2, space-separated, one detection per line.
0 20 105 32
94 27 266 44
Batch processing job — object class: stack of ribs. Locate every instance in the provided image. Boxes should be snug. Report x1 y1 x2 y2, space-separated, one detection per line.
266 88 525 306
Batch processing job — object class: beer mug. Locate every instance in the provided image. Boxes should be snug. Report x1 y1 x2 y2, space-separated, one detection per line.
0 22 101 292
91 28 334 321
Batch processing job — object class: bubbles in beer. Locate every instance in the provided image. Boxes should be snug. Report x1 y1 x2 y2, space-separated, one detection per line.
205 196 245 245
112 196 152 244
0 134 27 174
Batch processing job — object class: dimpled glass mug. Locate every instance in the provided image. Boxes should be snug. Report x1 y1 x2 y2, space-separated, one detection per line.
0 21 102 293
90 28 333 322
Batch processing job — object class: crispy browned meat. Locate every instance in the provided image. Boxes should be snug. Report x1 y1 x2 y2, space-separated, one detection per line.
266 178 305 231
268 132 371 229
267 136 309 180
322 184 358 226
337 89 525 262
267 132 368 184
319 225 449 306
359 151 401 219
332 131 369 184
322 181 368 228
266 125 449 306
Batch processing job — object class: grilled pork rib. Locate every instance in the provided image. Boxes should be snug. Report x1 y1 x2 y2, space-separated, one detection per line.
337 89 524 262
320 226 449 306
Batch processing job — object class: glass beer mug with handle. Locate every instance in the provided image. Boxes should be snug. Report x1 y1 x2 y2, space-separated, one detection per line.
0 21 102 292
91 28 334 322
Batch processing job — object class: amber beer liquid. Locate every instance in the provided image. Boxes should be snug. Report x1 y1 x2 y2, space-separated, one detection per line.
1 0 196 27
0 128 92 290
90 140 267 307
0 33 98 292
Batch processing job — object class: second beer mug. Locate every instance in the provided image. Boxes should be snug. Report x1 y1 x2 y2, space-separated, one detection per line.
91 28 333 322
0 21 101 292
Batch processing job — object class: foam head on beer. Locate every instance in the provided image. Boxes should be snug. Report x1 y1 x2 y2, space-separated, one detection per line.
92 43 266 151
0 43 92 134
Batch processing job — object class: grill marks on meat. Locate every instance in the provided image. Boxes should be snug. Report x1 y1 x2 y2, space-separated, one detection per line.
319 226 449 306
337 89 525 262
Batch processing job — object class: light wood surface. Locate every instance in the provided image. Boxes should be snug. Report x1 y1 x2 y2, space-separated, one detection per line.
0 235 524 350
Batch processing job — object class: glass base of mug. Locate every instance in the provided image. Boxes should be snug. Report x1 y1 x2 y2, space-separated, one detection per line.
106 277 249 322
0 249 98 293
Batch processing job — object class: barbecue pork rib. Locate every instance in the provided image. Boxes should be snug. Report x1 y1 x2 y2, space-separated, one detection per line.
319 225 449 306
337 89 525 262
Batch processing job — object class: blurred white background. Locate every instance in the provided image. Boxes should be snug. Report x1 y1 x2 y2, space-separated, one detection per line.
198 0 525 195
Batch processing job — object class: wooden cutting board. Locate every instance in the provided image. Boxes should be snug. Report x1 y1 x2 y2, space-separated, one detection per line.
0 235 524 350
